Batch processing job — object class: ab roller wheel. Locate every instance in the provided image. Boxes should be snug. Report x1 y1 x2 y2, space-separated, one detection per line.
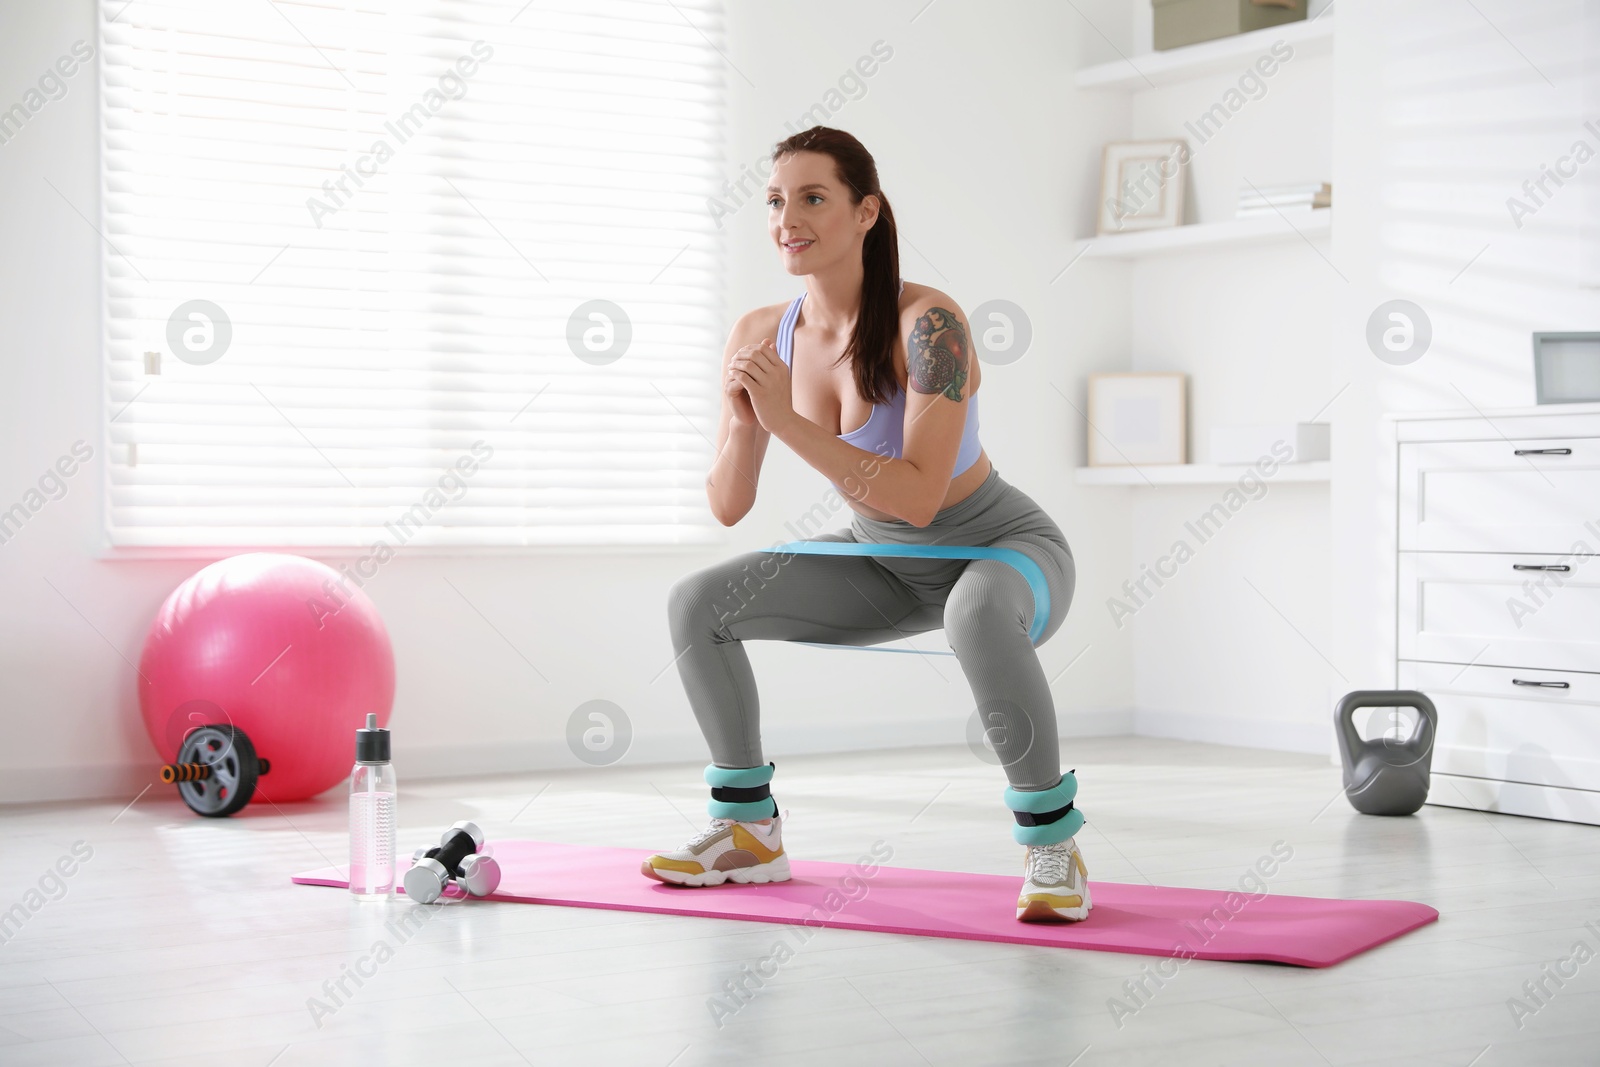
159 724 272 818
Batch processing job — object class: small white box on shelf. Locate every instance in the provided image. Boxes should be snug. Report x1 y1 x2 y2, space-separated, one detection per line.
1210 422 1329 464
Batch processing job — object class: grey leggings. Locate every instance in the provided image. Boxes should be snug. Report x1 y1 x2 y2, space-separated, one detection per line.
666 465 1076 792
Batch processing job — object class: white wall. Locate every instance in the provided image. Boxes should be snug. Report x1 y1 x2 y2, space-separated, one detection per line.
1330 1 1600 703
1074 1 1339 753
23 0 1583 807
0 1 1133 803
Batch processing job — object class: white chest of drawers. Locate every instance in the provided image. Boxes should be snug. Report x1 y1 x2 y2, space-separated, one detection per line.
1391 403 1600 826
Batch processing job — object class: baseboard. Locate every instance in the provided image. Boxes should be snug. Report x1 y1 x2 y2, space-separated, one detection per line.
0 708 1138 805
1133 708 1334 758
0 706 1343 805
0 762 158 809
373 706 1140 782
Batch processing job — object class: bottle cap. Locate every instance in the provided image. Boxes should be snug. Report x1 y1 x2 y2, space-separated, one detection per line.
356 712 390 763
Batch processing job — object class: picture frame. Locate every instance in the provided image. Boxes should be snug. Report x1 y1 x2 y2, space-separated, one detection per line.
1532 332 1600 404
1097 139 1188 235
1086 372 1188 466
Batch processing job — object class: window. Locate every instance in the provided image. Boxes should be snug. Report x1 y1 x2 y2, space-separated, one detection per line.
100 0 726 549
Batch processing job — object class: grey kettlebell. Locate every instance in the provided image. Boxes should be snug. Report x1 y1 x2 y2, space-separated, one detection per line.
1334 690 1437 816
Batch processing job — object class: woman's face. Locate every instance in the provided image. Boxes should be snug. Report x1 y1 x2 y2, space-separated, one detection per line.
766 150 878 277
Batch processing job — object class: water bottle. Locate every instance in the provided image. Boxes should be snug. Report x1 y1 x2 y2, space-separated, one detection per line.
349 712 396 899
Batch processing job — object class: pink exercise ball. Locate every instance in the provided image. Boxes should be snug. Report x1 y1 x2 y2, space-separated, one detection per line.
138 552 396 804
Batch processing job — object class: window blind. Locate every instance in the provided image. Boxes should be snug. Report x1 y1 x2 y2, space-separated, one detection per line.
100 0 726 549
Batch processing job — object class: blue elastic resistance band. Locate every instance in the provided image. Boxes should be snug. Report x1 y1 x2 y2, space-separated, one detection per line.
757 541 1052 645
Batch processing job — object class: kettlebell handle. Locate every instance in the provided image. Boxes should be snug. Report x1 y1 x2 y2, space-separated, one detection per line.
1334 689 1437 758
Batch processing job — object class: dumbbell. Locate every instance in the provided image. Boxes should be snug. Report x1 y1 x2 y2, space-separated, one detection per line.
404 820 501 904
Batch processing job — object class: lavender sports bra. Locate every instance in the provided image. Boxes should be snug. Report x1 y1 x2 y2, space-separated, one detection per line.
774 279 983 477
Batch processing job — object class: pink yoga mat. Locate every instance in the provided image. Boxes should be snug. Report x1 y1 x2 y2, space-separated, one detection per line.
293 840 1437 968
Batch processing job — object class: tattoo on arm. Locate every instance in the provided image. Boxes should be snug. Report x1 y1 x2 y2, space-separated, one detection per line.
908 306 969 402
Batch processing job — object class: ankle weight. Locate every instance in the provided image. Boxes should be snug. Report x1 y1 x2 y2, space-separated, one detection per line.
1003 769 1084 846
704 761 778 821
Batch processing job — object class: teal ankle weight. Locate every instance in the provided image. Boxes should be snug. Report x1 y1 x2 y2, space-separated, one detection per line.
1004 770 1083 846
704 761 778 821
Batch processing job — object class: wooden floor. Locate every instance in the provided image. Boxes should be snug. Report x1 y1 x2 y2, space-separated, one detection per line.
1 736 1596 1066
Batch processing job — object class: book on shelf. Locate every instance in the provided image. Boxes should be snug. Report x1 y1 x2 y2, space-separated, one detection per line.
1236 202 1331 217
1235 181 1331 218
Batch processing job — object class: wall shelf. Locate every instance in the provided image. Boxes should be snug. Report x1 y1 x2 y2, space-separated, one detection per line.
1076 14 1334 91
1073 209 1330 261
1076 462 1331 486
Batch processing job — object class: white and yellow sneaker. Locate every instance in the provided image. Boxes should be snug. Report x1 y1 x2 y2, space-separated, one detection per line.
641 811 791 887
1016 835 1092 922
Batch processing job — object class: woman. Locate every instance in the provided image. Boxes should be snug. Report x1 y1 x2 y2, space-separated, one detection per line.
642 127 1089 923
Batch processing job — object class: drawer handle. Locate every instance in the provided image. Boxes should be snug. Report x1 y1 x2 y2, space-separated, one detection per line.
1512 447 1572 455
1512 678 1571 688
1512 563 1572 572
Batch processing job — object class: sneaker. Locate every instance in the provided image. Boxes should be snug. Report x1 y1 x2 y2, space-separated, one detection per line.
640 811 792 887
1016 835 1092 922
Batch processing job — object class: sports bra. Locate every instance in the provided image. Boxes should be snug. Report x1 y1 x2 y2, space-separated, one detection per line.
774 279 983 477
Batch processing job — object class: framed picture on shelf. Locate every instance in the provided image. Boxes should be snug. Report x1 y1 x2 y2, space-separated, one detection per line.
1086 372 1188 466
1533 332 1600 404
1097 139 1188 235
